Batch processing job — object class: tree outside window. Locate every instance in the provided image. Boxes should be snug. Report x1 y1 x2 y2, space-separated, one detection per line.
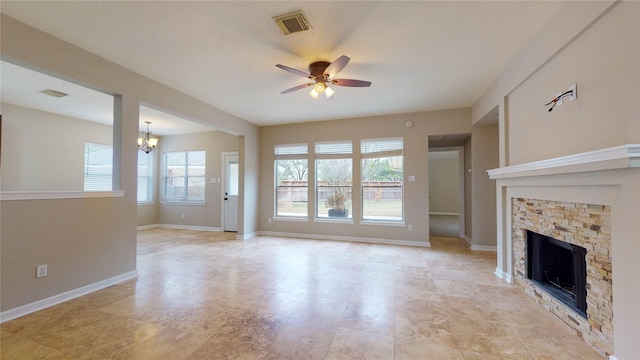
361 139 403 221
316 141 352 219
275 144 308 217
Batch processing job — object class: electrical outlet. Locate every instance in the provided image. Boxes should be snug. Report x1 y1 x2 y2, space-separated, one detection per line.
268 217 272 224
36 264 47 278
181 213 185 218
408 224 413 231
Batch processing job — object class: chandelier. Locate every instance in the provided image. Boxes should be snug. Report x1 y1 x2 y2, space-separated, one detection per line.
138 121 158 153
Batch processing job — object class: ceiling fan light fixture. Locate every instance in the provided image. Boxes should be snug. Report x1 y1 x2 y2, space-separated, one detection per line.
324 86 335 99
309 88 320 99
314 82 325 93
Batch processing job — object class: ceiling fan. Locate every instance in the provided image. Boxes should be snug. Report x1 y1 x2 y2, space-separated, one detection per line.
276 55 371 100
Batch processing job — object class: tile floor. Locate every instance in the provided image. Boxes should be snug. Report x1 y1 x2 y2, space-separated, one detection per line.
1 229 603 359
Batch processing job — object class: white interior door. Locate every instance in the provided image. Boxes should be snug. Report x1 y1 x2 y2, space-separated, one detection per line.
223 153 239 232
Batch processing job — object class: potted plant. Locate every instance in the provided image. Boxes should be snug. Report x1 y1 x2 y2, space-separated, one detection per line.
326 189 348 217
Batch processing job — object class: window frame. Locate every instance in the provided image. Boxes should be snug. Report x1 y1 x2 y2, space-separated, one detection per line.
162 150 206 204
315 141 353 221
274 143 309 219
137 151 153 204
360 138 404 223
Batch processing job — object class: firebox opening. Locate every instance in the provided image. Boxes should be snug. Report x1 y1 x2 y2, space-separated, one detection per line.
527 230 587 318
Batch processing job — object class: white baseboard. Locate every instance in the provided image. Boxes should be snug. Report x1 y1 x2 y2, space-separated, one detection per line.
237 232 257 240
137 224 222 232
136 224 158 230
463 236 497 251
470 244 497 251
464 235 473 246
505 272 513 283
494 267 513 283
257 231 430 248
0 270 138 323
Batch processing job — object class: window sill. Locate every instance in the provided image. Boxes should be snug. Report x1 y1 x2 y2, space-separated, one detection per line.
160 201 206 206
359 220 406 227
314 218 354 224
0 191 125 201
137 201 155 206
272 216 308 222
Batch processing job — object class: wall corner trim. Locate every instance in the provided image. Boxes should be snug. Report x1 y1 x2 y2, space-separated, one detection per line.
0 270 138 323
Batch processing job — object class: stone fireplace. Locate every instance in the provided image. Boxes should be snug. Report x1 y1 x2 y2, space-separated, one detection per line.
526 230 588 317
513 198 611 355
488 144 640 360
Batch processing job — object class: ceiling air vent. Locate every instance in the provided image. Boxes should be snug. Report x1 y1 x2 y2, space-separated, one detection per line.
274 10 311 35
40 89 68 98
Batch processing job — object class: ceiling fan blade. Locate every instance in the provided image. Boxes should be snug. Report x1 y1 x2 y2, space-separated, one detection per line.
331 79 372 87
281 83 314 94
324 55 350 78
276 64 311 78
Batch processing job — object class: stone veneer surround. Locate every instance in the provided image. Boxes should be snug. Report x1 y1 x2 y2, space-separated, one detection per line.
512 198 612 356
488 145 640 359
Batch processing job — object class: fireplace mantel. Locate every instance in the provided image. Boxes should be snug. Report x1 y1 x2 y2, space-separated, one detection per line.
488 144 640 359
487 144 640 180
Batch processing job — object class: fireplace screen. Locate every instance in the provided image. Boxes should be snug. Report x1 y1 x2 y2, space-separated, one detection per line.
527 230 587 318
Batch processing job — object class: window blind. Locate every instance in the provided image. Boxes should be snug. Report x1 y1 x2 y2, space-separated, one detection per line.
360 138 403 158
84 142 113 191
275 144 308 157
315 141 352 157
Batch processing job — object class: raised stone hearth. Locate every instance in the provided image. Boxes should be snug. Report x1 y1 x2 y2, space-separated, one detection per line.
512 198 612 356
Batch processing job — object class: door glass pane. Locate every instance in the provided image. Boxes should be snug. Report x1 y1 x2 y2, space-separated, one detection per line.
228 161 239 196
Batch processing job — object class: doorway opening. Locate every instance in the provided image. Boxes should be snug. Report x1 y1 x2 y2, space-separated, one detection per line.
428 147 464 238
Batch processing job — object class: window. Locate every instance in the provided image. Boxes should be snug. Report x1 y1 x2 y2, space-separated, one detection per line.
316 141 352 219
137 151 153 203
164 150 206 202
361 138 403 221
84 142 112 191
275 144 308 217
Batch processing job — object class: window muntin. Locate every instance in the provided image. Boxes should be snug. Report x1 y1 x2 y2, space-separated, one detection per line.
315 141 352 219
84 142 113 191
137 151 153 203
275 144 308 217
164 150 205 202
361 138 403 221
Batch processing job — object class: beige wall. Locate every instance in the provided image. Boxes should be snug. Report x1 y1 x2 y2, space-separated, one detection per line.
507 2 633 165
259 109 471 244
153 131 239 228
463 137 472 240
428 153 459 214
1 103 113 191
474 1 640 357
470 124 498 248
1 15 259 313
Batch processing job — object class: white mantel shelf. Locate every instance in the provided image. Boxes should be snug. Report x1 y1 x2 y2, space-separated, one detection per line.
488 144 640 180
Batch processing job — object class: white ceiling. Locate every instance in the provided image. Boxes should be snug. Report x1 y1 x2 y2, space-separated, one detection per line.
1 60 214 135
1 1 564 128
